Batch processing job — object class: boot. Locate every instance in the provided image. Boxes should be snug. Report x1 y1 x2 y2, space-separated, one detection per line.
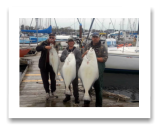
63 95 71 103
82 100 90 107
82 103 90 107
75 98 80 104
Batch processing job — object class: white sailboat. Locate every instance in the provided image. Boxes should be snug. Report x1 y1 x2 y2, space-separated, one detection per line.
105 35 139 72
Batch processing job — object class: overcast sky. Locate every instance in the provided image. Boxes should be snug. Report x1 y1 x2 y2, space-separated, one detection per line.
19 18 139 31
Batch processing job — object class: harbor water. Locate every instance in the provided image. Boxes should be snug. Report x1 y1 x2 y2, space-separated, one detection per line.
20 64 27 77
103 72 139 101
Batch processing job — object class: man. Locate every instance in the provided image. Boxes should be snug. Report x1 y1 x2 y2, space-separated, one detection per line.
82 32 108 107
60 38 82 104
36 33 58 100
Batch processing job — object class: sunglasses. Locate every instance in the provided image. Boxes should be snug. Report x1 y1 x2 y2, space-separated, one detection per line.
49 37 55 39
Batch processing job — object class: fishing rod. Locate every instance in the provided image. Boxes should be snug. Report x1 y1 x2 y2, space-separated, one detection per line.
85 18 95 45
77 18 82 26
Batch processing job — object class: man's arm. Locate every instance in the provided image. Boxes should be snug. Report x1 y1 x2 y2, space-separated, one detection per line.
81 45 88 58
36 41 46 52
97 45 108 63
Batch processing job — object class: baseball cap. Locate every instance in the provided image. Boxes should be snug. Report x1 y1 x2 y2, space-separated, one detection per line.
92 32 99 37
66 37 75 43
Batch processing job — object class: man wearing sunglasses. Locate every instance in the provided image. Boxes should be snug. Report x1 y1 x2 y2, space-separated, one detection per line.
60 38 82 104
82 32 108 107
36 33 58 100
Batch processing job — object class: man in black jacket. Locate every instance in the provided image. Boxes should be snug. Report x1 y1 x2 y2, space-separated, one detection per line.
36 33 58 100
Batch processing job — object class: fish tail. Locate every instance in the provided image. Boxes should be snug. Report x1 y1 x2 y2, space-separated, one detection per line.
83 89 91 101
65 86 71 95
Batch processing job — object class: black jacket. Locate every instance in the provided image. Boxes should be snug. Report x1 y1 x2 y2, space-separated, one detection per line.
36 40 58 70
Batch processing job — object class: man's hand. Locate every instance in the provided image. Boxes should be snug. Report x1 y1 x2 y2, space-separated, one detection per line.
97 57 104 62
82 50 89 58
45 46 52 50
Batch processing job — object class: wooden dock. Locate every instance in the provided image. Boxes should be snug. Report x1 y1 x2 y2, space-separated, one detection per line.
20 52 139 107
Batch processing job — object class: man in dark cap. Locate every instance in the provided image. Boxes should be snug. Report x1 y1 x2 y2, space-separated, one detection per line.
60 38 82 104
82 32 108 107
36 33 58 100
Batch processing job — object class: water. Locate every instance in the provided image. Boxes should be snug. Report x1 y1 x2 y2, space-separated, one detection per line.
20 64 27 73
103 72 139 101
20 64 27 80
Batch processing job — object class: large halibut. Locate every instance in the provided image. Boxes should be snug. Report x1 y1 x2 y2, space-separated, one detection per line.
49 43 60 80
61 52 76 95
78 47 99 101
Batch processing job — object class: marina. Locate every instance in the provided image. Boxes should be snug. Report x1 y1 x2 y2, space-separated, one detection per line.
19 18 139 107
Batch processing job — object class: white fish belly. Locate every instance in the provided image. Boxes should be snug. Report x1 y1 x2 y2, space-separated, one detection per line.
79 60 99 101
49 48 59 79
61 53 76 95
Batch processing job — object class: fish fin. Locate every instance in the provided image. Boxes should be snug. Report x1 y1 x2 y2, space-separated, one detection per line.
65 87 71 95
83 95 91 101
83 89 91 101
83 55 88 62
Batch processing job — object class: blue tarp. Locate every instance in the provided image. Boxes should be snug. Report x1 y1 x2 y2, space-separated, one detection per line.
130 33 138 35
110 32 123 36
20 37 48 43
21 25 52 34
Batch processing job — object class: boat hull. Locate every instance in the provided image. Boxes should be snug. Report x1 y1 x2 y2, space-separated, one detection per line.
105 52 139 72
20 48 31 57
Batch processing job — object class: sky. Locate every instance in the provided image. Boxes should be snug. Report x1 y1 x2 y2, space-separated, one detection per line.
19 18 139 31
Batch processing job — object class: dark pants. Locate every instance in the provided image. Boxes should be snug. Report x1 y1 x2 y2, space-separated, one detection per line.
84 62 105 107
40 62 56 93
68 71 79 99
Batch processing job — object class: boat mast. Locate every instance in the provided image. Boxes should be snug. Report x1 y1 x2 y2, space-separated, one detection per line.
110 18 115 33
35 18 38 45
77 18 82 38
54 18 58 34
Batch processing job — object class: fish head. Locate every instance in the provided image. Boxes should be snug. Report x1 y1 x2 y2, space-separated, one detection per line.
65 52 75 64
86 47 95 59
50 43 53 48
68 52 75 58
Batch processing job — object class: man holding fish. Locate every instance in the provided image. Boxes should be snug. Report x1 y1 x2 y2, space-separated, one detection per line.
81 32 108 107
36 33 58 100
60 38 82 104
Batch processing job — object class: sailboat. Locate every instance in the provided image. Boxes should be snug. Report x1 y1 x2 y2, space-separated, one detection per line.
105 29 139 72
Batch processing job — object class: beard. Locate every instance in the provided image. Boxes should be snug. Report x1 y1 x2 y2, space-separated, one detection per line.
48 39 55 43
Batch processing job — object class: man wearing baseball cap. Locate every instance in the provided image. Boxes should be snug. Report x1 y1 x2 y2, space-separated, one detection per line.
82 32 108 107
60 37 82 104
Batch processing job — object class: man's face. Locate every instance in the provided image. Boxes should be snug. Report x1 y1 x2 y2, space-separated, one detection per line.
92 36 100 44
68 40 75 47
48 36 56 43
